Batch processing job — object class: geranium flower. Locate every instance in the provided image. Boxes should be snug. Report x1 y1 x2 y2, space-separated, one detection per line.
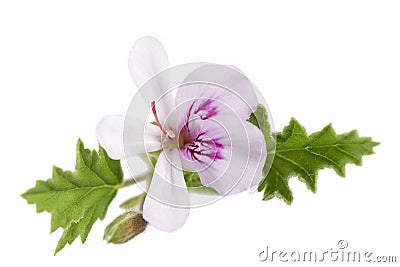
96 36 267 232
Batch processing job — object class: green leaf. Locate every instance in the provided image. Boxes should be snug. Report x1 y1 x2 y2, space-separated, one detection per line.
21 139 123 254
183 171 218 195
257 118 379 204
119 193 146 210
147 150 161 167
183 171 203 187
247 104 276 176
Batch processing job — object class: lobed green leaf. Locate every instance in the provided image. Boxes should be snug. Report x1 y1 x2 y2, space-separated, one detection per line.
256 118 379 204
22 139 123 254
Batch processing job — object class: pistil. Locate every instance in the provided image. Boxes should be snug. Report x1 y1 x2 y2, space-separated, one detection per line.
151 101 175 139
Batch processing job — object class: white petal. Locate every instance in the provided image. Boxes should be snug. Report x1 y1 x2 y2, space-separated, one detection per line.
227 65 244 74
96 115 125 160
128 36 175 130
143 150 190 232
123 116 163 157
231 122 266 193
128 36 169 89
96 115 162 160
218 122 266 195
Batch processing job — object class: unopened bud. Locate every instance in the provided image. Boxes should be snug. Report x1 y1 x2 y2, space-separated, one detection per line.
104 212 147 244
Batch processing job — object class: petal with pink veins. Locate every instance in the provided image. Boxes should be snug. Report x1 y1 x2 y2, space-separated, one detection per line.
179 112 266 195
175 64 258 122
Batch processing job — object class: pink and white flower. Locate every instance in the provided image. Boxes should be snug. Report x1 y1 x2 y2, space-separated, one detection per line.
96 36 266 232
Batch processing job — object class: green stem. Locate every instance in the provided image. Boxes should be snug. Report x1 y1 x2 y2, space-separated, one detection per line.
119 171 153 189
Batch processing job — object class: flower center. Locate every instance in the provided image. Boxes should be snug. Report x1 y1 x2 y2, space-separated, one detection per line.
179 127 223 164
178 126 193 148
151 101 175 139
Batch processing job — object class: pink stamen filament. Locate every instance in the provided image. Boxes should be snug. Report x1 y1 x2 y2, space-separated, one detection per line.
151 101 176 139
151 101 165 134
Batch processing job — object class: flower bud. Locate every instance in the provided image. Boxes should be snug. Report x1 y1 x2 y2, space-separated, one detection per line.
104 212 147 244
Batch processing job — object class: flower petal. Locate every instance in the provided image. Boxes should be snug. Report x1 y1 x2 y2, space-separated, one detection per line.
175 64 258 122
231 122 266 192
143 149 190 232
96 115 125 160
128 36 169 88
203 122 265 195
124 116 163 158
179 112 266 195
128 36 175 130
96 115 162 160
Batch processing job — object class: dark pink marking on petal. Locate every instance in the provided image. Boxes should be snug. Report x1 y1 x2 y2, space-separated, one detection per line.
180 128 225 164
194 99 219 120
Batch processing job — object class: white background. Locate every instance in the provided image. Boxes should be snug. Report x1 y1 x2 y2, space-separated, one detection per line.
1 1 399 266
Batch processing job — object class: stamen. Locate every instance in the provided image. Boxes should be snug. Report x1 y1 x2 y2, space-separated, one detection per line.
165 129 176 138
151 101 175 138
151 101 165 134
